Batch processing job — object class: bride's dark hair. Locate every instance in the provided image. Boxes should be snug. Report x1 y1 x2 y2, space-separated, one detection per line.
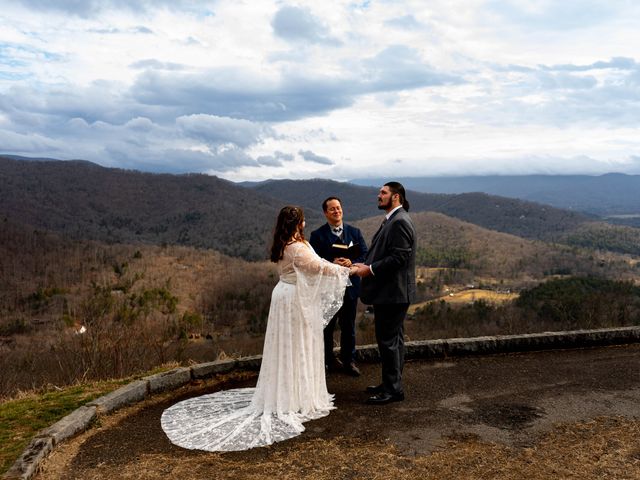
270 206 305 263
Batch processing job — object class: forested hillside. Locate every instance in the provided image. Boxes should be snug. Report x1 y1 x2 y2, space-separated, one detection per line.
355 212 639 284
3 157 640 261
0 216 277 395
0 156 310 260
564 223 640 256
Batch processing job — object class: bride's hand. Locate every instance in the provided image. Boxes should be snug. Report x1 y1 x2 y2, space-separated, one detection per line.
334 257 351 267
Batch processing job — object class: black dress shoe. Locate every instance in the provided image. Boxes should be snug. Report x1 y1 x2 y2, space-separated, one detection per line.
365 392 405 405
343 362 361 377
365 384 384 394
325 357 344 373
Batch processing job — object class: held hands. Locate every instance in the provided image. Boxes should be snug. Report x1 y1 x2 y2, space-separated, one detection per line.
351 263 372 278
337 258 370 277
334 257 352 267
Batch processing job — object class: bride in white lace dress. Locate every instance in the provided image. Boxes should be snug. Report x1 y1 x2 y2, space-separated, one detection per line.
161 206 353 452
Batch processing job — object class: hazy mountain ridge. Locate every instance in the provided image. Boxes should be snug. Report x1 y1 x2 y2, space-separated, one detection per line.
350 174 640 217
248 178 590 242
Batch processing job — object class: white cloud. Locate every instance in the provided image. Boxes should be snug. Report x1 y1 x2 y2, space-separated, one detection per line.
4 0 210 17
1 0 640 180
176 114 269 148
384 15 424 30
256 151 294 166
272 5 341 45
298 149 333 165
0 128 64 152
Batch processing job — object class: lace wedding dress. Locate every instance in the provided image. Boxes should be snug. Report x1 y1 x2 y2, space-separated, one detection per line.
161 241 350 451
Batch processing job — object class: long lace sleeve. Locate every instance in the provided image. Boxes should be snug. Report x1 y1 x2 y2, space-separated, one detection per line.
291 241 348 276
288 242 351 326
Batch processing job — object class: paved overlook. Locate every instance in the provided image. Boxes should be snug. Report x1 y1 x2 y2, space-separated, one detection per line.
31 342 640 480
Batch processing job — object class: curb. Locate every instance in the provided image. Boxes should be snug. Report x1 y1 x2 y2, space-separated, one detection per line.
2 357 240 480
4 326 640 479
356 325 640 361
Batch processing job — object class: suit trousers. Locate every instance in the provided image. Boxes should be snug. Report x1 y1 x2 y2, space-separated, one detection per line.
373 303 409 395
324 294 358 366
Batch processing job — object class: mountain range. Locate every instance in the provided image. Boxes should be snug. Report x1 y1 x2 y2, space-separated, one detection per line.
350 174 640 221
2 155 640 259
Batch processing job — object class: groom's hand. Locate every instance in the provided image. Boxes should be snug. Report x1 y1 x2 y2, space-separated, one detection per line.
352 263 372 278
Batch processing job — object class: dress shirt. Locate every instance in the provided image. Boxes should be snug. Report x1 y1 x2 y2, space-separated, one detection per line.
330 224 344 238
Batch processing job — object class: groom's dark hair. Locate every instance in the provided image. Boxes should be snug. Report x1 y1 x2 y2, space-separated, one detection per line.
321 196 342 212
384 181 410 212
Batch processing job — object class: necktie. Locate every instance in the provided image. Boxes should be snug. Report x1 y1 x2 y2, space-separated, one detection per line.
371 218 387 243
332 227 343 236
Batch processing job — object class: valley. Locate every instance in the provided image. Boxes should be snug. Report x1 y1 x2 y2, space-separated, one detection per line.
1 157 640 399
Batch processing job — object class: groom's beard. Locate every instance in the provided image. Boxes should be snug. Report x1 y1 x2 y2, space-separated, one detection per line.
378 198 391 210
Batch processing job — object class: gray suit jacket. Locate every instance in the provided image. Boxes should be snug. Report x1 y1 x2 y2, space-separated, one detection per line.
360 208 416 305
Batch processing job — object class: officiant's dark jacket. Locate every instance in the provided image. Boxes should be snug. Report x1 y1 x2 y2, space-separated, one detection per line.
360 208 416 305
309 223 367 299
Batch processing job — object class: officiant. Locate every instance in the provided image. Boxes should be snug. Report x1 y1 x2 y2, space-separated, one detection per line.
310 196 368 376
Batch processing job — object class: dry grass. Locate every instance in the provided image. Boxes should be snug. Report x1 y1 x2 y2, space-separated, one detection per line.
409 289 519 314
38 414 640 480
442 289 519 304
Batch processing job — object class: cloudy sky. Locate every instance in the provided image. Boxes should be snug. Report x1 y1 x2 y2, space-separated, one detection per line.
2 1 640 181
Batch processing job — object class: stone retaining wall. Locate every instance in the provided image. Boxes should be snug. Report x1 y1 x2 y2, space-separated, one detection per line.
4 326 640 479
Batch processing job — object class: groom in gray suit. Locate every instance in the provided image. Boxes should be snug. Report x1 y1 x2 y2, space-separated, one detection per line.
353 181 416 405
